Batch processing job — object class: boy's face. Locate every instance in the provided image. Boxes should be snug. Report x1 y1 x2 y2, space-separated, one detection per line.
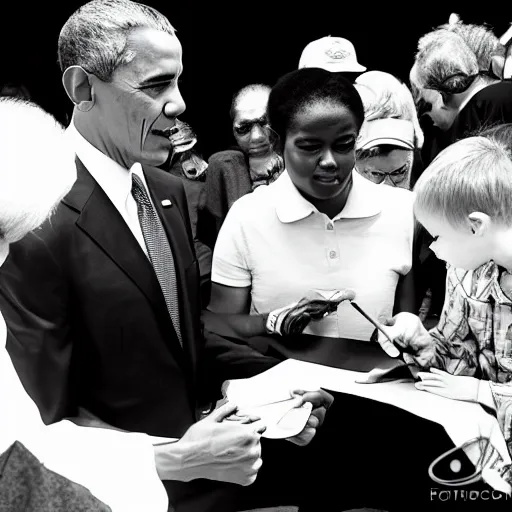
417 212 493 270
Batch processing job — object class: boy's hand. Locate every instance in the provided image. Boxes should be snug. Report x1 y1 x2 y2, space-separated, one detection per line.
377 312 431 358
415 368 480 402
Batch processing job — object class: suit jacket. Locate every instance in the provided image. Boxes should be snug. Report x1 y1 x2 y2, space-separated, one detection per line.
0 159 278 440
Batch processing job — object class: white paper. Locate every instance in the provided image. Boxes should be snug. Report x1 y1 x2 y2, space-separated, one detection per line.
247 359 511 465
224 371 320 438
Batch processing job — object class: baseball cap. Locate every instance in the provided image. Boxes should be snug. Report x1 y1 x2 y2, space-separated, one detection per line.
298 36 366 73
357 118 415 151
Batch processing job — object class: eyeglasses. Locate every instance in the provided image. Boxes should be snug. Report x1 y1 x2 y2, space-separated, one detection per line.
359 166 408 186
234 115 270 136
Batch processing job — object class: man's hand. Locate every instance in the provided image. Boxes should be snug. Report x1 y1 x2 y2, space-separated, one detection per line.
286 389 333 446
175 402 265 486
415 368 480 402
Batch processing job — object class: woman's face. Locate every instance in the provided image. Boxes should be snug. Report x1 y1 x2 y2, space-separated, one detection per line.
283 101 359 202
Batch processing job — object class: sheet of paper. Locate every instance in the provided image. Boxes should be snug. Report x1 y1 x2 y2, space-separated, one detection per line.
250 359 511 465
224 369 321 408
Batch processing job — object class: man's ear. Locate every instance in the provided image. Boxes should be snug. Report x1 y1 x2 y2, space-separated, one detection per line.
62 66 95 112
468 212 491 235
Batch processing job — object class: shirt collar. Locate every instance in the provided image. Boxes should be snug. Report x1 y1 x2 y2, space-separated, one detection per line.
455 261 512 305
274 169 382 224
66 122 147 208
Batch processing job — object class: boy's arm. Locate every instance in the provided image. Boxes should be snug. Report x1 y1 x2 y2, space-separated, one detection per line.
407 266 479 374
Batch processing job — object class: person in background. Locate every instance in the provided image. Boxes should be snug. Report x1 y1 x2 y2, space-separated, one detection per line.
198 83 283 252
0 97 168 512
298 35 366 82
354 70 424 190
165 119 212 305
410 17 510 166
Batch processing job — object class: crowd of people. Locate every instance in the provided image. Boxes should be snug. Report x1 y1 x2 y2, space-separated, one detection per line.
1 1 512 511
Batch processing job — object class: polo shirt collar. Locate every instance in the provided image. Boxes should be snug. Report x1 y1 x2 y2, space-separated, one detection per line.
275 169 382 224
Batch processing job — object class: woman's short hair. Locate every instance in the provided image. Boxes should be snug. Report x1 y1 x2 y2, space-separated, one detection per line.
413 133 512 227
58 0 175 82
0 98 76 243
267 68 364 150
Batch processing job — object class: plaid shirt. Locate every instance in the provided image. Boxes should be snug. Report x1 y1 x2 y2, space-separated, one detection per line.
429 261 512 457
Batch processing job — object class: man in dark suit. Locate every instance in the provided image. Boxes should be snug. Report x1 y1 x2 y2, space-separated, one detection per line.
0 1 333 511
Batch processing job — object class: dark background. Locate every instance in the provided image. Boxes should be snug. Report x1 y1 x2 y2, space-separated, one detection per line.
2 2 511 158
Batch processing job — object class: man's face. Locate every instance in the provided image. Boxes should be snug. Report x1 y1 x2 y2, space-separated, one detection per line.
87 27 186 168
415 87 457 132
232 90 272 157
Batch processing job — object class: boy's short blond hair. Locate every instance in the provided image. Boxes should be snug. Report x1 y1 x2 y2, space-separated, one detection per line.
413 135 512 227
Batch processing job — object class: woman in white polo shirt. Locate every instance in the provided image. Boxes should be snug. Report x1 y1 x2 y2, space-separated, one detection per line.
207 68 417 341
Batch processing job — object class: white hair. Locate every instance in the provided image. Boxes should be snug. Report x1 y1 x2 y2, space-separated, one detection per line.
355 71 424 149
0 98 76 244
413 22 504 94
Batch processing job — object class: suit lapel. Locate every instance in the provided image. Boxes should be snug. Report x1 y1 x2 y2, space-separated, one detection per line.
62 159 186 366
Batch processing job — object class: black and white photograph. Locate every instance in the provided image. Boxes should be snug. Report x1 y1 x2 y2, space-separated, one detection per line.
1 2 512 511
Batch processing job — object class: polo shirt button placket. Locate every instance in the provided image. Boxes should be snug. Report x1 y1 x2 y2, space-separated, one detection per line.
326 223 334 231
329 250 337 259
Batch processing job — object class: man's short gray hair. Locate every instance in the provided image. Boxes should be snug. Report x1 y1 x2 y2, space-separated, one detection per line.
58 0 175 82
0 98 76 243
413 22 504 94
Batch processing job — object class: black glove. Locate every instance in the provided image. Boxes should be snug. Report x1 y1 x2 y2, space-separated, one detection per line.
266 290 355 336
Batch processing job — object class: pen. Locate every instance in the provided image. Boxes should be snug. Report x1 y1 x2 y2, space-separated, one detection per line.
349 301 420 380
349 301 396 347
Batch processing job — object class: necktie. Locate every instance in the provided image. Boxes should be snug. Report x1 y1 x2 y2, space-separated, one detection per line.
131 173 182 345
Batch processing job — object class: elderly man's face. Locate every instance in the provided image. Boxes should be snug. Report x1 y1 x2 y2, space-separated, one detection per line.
88 27 186 168
416 87 457 132
233 91 272 157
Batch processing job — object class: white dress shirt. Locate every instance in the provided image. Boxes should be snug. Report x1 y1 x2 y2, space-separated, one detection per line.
66 122 156 258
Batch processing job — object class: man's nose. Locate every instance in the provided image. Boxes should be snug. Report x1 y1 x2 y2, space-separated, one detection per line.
163 88 186 119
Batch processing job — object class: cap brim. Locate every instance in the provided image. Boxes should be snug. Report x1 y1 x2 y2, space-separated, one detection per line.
358 137 414 151
320 62 367 73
